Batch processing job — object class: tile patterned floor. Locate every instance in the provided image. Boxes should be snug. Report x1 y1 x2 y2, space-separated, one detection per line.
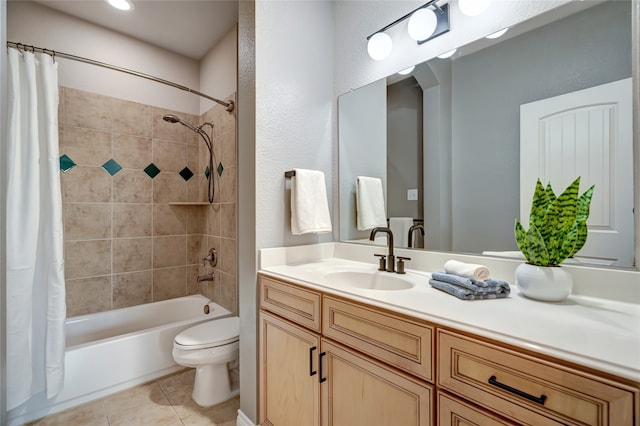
25 370 239 426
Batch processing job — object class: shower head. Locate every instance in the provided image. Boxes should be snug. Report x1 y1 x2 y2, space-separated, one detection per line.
162 114 199 133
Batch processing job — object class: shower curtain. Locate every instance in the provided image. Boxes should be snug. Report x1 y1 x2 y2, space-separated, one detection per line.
5 47 66 409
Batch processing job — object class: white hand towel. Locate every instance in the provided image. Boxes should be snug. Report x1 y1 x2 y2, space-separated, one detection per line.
291 169 332 235
356 176 387 231
444 259 491 281
389 217 413 248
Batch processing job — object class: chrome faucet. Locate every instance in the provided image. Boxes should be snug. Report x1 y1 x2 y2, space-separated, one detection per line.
408 224 425 248
369 227 395 272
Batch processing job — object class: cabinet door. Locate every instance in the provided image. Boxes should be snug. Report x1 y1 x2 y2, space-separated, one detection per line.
321 339 432 426
438 392 515 426
260 312 320 426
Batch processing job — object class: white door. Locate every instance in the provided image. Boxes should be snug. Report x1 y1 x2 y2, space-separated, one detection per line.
520 78 633 267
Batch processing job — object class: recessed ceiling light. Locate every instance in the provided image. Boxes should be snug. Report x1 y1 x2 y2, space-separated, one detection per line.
106 0 134 11
437 48 457 59
486 28 509 39
398 66 415 75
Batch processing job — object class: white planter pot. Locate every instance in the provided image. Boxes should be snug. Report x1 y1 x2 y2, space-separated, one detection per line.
515 263 573 302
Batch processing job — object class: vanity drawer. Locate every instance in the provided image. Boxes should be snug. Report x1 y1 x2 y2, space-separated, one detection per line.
438 330 636 425
437 392 515 425
322 295 434 381
259 275 321 332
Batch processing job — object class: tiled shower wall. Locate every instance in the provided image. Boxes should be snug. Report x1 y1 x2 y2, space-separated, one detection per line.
59 87 237 317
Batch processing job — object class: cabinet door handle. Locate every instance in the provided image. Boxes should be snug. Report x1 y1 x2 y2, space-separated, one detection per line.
319 352 327 383
488 375 547 405
309 346 317 376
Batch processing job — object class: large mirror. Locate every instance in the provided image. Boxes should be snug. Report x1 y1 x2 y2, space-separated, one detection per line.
339 0 636 268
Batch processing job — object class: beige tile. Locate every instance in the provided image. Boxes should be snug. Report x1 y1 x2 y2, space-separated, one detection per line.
113 169 152 203
153 173 186 203
219 238 236 276
153 236 186 268
33 399 108 426
206 204 221 237
186 265 202 296
153 267 187 301
187 145 200 171
113 134 152 169
219 129 237 168
62 166 111 203
64 203 111 240
187 235 203 265
113 271 152 308
179 395 240 426
106 384 179 426
112 98 153 138
113 203 152 238
153 204 187 236
186 207 207 234
65 240 111 279
62 127 112 167
219 165 236 203
152 108 186 142
153 139 187 173
66 276 111 317
58 87 66 126
113 238 152 273
215 272 238 316
65 88 113 131
219 203 235 239
186 175 203 203
158 369 195 396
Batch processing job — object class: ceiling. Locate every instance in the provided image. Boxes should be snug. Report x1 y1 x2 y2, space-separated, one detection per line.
33 0 238 60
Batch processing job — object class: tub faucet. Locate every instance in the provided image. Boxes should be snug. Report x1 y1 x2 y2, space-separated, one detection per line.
408 224 425 248
369 227 395 272
197 272 215 282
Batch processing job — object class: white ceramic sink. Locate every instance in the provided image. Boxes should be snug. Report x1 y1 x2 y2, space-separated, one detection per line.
323 270 415 291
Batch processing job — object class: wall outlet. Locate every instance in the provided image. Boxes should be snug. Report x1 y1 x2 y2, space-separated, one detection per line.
407 189 418 201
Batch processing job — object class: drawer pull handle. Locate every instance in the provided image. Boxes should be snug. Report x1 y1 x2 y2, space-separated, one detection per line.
309 346 317 376
488 375 547 405
319 352 327 383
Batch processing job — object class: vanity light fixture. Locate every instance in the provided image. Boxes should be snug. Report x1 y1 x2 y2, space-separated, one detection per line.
366 0 450 60
486 27 509 39
106 0 134 11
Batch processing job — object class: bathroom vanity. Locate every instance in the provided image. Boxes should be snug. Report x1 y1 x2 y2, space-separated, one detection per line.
257 243 640 425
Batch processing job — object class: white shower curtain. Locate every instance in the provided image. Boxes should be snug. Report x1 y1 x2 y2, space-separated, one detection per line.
5 47 66 409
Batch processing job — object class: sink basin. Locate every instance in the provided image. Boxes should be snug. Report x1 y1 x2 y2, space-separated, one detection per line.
323 271 415 291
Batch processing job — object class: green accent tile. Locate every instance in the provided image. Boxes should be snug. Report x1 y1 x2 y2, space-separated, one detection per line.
59 154 76 173
179 167 194 181
217 162 224 177
102 159 122 176
204 166 211 180
144 163 161 179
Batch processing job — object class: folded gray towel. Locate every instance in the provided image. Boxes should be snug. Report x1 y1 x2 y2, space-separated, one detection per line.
428 278 510 300
431 272 511 294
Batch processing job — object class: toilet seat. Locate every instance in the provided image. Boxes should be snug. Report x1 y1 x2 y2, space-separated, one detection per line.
174 316 239 350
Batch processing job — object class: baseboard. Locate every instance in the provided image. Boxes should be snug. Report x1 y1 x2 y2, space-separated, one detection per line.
236 409 258 426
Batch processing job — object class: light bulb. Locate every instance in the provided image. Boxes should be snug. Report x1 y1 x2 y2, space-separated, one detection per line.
437 48 457 59
486 28 509 39
407 8 438 41
106 0 133 10
398 66 415 75
458 0 492 16
367 32 393 61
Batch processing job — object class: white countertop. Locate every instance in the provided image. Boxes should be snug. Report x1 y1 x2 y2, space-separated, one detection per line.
259 244 640 383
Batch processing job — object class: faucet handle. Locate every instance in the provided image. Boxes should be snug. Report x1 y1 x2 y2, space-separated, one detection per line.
374 253 387 271
396 256 411 274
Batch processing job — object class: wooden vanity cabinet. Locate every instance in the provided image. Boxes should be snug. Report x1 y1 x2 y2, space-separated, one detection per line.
259 275 433 426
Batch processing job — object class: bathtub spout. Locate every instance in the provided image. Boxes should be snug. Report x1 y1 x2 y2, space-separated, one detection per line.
197 272 215 282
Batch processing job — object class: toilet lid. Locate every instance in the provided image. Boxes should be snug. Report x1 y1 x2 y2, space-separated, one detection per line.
174 316 239 349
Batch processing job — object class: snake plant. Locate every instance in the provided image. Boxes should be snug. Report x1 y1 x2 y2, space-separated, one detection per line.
515 177 594 266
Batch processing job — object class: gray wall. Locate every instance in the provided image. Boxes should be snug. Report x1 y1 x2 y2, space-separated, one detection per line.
451 0 631 254
387 77 423 220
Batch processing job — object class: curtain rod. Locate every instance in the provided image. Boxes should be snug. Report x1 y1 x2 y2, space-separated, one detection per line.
6 41 234 113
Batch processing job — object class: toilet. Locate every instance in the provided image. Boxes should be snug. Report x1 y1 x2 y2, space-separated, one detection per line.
172 316 240 407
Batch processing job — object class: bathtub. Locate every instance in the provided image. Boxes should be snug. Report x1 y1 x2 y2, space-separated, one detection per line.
8 294 231 426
